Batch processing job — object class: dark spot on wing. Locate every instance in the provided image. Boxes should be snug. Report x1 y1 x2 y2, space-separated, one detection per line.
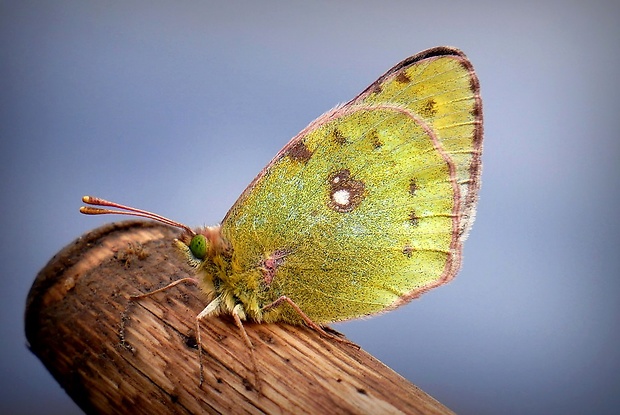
285 139 313 162
331 128 347 145
408 211 419 227
395 71 411 84
409 178 418 196
369 129 383 149
402 245 414 257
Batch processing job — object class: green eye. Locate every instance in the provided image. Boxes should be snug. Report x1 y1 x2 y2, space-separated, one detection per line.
189 234 207 259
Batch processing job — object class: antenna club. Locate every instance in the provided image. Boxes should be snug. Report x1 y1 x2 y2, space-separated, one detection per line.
79 206 102 215
82 195 108 205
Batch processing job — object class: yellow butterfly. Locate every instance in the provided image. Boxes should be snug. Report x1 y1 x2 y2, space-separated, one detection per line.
81 45 482 383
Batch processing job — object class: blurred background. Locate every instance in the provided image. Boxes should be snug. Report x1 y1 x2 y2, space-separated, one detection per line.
1 1 619 414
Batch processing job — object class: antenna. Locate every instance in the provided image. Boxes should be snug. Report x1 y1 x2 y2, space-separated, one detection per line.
80 196 195 235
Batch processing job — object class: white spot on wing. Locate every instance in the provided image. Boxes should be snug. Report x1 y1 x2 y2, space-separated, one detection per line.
332 189 350 207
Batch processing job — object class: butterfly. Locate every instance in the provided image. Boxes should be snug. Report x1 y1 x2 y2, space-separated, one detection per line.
81 46 483 386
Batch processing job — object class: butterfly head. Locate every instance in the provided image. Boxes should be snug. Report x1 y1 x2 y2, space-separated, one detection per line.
173 225 228 270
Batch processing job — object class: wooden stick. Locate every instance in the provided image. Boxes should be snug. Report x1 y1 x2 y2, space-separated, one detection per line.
26 221 455 414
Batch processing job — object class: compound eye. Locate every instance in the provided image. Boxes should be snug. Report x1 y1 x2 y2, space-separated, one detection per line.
189 234 207 259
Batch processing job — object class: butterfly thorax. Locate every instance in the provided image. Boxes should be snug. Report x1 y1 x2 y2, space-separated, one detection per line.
176 225 268 322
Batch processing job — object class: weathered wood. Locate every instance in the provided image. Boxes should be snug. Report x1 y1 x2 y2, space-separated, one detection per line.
26 221 455 414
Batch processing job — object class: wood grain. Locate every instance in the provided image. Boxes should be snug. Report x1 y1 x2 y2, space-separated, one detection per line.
26 221 455 414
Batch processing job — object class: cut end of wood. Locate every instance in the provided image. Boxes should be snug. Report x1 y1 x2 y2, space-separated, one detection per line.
26 221 454 414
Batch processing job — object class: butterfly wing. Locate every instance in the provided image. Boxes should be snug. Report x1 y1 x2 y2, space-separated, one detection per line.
221 47 482 324
353 46 483 239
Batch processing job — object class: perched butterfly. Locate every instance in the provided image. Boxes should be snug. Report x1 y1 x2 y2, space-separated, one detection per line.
81 46 482 384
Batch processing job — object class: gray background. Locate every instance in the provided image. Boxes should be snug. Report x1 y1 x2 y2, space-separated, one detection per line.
2 1 619 414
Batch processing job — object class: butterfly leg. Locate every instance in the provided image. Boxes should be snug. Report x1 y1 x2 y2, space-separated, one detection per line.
121 277 199 349
195 296 222 386
230 304 262 393
129 277 199 299
262 296 352 345
128 277 220 387
194 299 262 393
